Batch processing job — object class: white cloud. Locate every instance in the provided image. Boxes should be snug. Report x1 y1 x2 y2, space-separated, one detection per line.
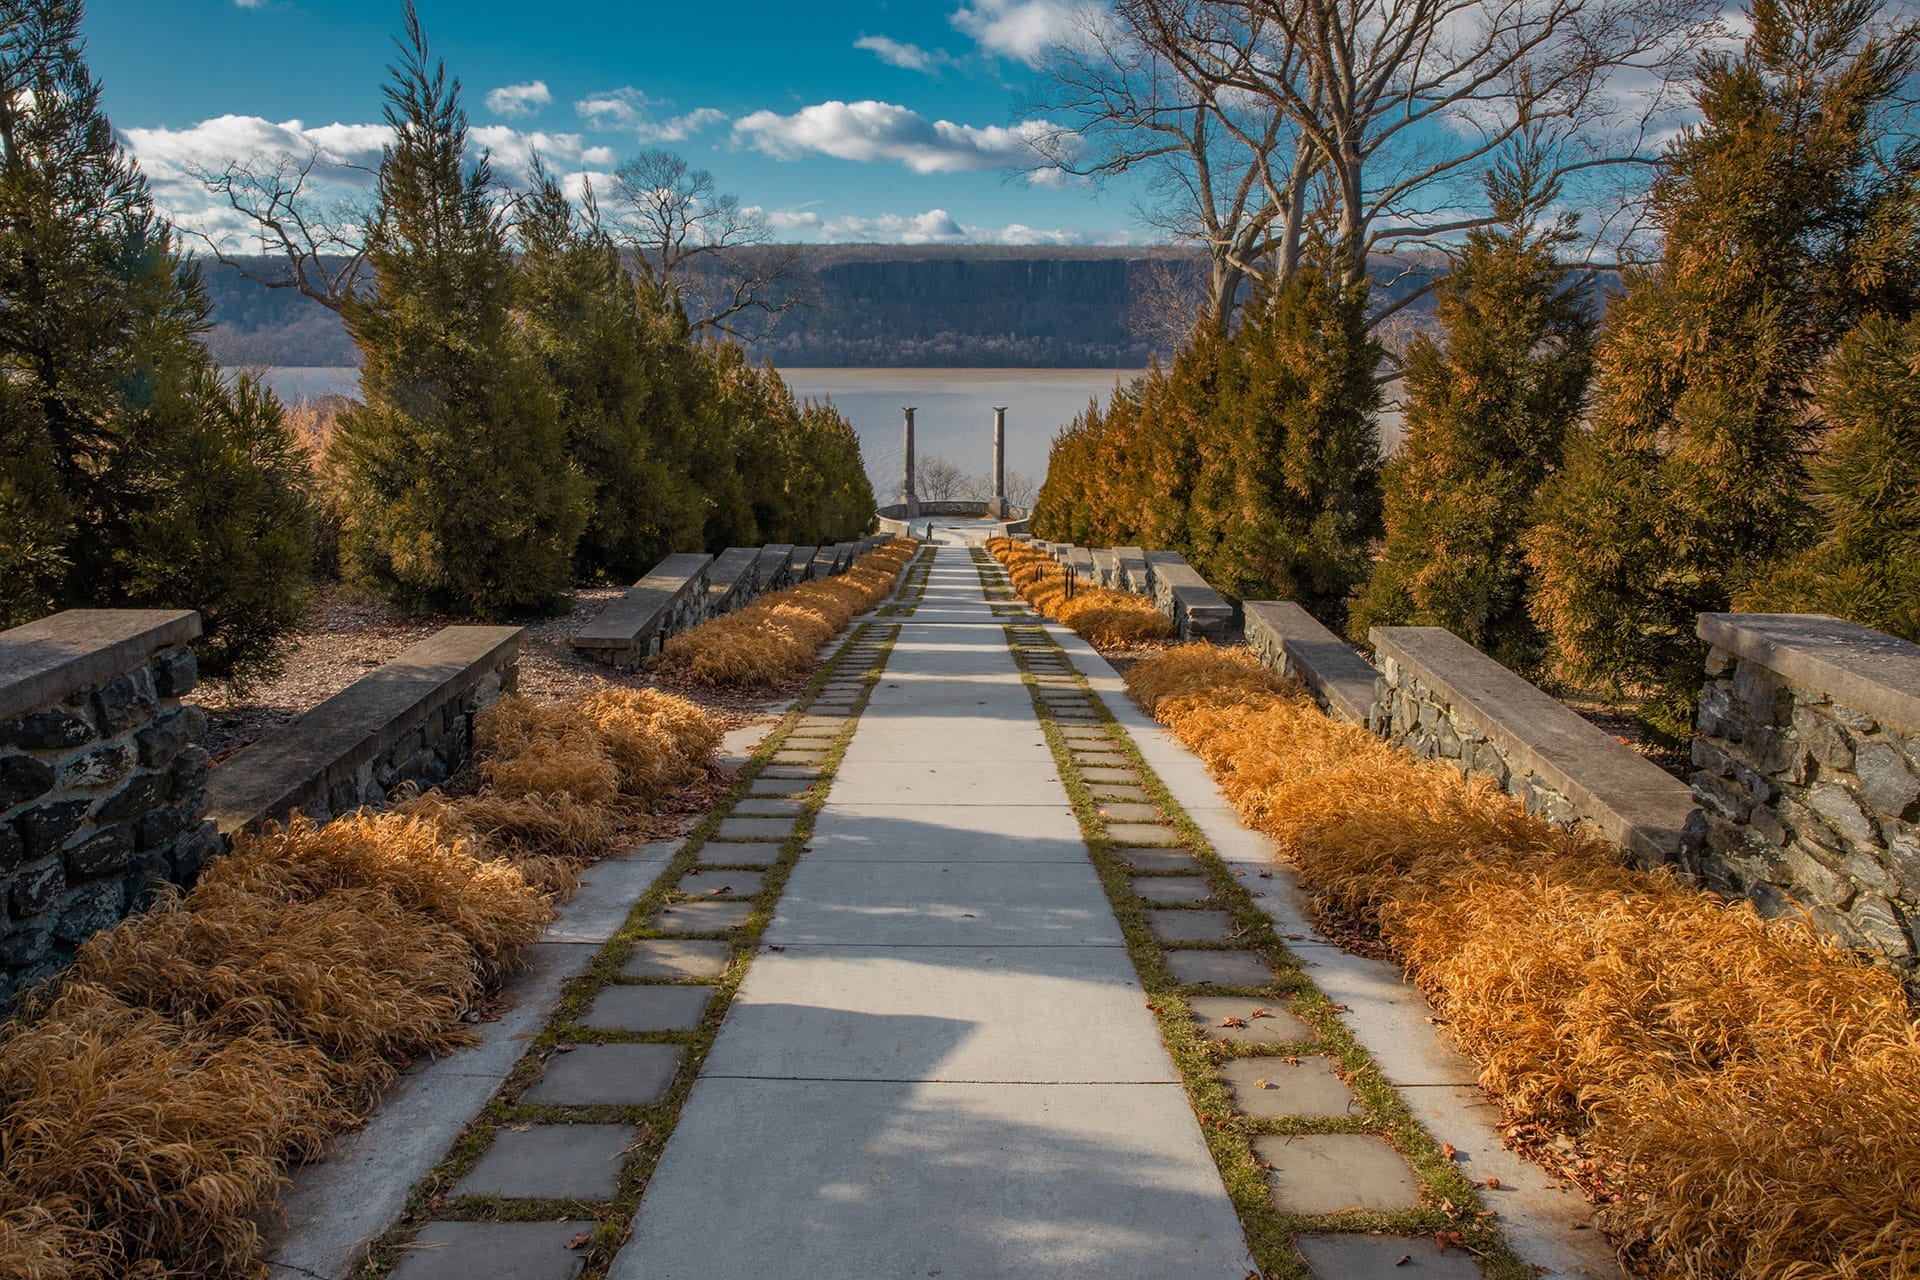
757 205 1119 246
576 89 727 144
635 107 729 143
853 35 953 73
469 126 616 179
948 0 1101 64
733 100 1051 174
484 80 553 118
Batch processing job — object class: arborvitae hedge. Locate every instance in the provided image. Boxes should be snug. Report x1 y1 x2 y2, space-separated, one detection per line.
1527 0 1916 741
0 0 313 681
1351 159 1595 675
334 12 588 617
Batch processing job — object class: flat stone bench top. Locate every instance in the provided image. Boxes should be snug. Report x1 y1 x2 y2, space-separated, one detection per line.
573 553 712 658
204 625 521 836
706 548 762 604
1371 625 1696 862
1091 548 1118 587
1244 601 1378 725
1068 547 1095 579
0 609 201 722
808 546 840 577
755 545 795 588
789 545 819 578
1700 612 1920 735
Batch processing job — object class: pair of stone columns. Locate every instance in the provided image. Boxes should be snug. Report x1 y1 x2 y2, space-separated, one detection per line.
901 407 1010 518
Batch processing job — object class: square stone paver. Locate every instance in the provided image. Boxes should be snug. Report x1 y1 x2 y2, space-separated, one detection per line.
751 777 817 796
583 983 714 1032
1220 1056 1356 1119
656 899 754 933
1165 949 1275 988
1254 1134 1422 1215
760 765 823 780
700 841 782 867
1098 802 1163 823
678 869 765 897
1082 767 1137 785
1092 782 1152 803
523 1043 681 1107
1060 727 1111 742
391 1220 593 1280
771 751 830 766
622 939 732 980
715 817 797 842
1108 822 1183 846
1188 997 1314 1046
1073 752 1129 769
731 796 805 818
1295 1234 1482 1279
451 1124 632 1200
1134 876 1212 904
1148 909 1238 944
1112 846 1200 872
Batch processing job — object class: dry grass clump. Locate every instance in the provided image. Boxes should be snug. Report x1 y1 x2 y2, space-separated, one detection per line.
986 538 1172 648
1124 642 1920 1279
0 682 725 1279
657 539 919 687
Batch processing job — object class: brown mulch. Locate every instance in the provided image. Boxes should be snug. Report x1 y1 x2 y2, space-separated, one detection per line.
189 585 805 764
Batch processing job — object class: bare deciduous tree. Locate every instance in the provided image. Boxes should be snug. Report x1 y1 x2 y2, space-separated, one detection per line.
608 149 809 341
918 454 968 501
183 145 374 312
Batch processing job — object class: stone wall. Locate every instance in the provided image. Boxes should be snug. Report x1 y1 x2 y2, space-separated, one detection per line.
205 626 522 837
1243 601 1377 725
0 610 221 996
1685 614 1920 978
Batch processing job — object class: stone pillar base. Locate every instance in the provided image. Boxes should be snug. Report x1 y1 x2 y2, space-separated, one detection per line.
903 497 921 519
986 497 1010 519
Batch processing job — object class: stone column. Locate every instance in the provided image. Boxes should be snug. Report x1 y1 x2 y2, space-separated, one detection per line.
988 406 1009 518
902 406 920 519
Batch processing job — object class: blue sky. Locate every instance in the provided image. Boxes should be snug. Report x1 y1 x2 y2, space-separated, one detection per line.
85 0 1152 246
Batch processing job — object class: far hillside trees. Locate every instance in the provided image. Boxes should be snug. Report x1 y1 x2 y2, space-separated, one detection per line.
1527 0 1919 740
1351 150 1596 674
333 6 588 616
0 0 313 680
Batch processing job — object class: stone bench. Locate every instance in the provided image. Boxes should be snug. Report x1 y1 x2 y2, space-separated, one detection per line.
1244 602 1379 725
1144 551 1233 641
755 544 795 594
1091 548 1118 589
1114 547 1150 595
706 548 763 616
573 553 713 670
1370 626 1694 867
204 625 521 838
789 545 819 580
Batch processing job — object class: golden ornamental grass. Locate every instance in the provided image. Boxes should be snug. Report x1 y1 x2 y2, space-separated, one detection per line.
986 538 1171 647
658 539 919 687
1124 642 1920 1279
0 681 724 1278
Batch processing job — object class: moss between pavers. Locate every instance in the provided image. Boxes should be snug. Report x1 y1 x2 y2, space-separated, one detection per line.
347 622 906 1280
992 598 1527 1280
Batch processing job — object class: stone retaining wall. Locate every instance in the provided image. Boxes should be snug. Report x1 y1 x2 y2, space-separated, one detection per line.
1243 602 1377 725
204 626 522 837
0 610 221 996
1686 614 1920 976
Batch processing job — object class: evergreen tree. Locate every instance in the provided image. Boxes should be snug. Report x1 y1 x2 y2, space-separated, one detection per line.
516 167 693 580
0 0 312 678
334 4 586 616
1743 313 1920 640
1527 0 1917 740
1351 150 1595 673
1197 247 1382 623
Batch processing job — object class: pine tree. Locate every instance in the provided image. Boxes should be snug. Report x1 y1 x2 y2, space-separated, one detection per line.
0 0 313 678
1743 313 1920 640
516 167 692 580
1527 0 1917 740
334 4 586 616
1351 149 1595 673
1198 247 1382 622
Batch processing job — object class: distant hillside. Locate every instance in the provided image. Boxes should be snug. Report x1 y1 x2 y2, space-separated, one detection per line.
194 244 1450 370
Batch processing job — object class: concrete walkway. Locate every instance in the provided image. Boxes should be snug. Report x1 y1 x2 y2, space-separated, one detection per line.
609 547 1255 1279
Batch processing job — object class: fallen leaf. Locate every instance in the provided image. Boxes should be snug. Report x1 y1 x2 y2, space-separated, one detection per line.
1284 1055 1300 1066
1248 1008 1273 1020
1485 1176 1502 1190
1395 1255 1412 1268
1254 1077 1270 1089
1220 1016 1249 1028
567 1232 593 1250
1442 1143 1459 1160
553 1043 576 1054
1330 1002 1350 1012
1257 870 1273 879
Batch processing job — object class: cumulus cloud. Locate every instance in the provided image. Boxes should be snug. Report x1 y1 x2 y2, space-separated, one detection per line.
948 0 1101 64
469 126 616 179
484 80 553 118
733 100 1051 174
853 34 955 73
756 205 1114 246
576 88 727 143
635 107 728 143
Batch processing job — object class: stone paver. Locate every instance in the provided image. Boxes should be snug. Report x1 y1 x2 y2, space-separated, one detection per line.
699 841 782 866
749 777 816 796
451 1124 633 1200
1098 802 1164 823
1188 997 1314 1045
1133 875 1213 904
713 817 798 842
1254 1134 1422 1215
1108 822 1184 845
391 1221 593 1280
1165 948 1276 988
620 939 732 980
1147 908 1239 944
1296 1234 1484 1279
730 796 805 817
677 869 765 897
1219 1055 1356 1119
1112 846 1201 872
655 899 753 933
582 983 714 1032
524 1043 681 1107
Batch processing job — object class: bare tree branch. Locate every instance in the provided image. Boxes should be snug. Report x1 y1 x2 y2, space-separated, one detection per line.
181 145 373 312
